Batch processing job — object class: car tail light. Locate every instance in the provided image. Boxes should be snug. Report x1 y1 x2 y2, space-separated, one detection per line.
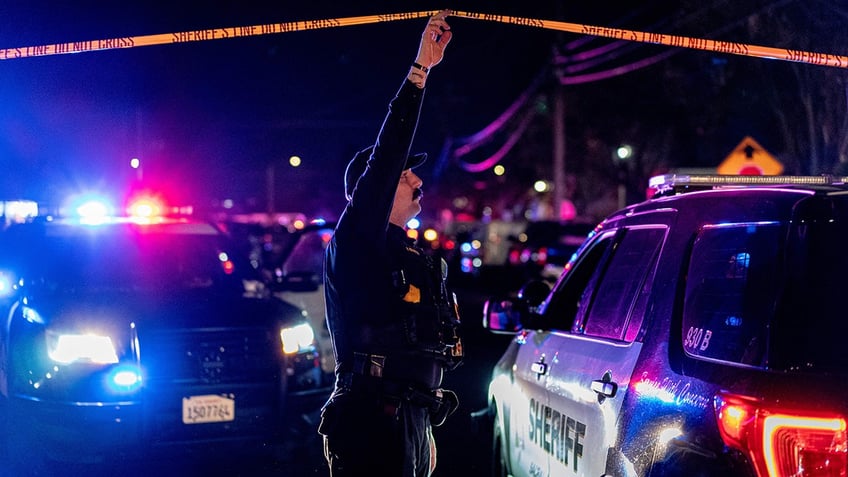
218 252 235 275
518 247 549 266
535 246 548 265
508 249 521 265
715 392 847 476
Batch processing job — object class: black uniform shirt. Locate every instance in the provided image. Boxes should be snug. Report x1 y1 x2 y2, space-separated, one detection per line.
325 79 444 390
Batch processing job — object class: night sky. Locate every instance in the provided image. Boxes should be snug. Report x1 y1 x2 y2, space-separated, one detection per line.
0 2 555 210
1 1 845 220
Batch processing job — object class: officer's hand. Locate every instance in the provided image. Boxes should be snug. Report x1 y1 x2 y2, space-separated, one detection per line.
415 10 452 70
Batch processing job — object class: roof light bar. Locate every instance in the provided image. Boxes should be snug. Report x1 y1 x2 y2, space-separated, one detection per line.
649 174 848 195
76 200 110 218
127 197 163 219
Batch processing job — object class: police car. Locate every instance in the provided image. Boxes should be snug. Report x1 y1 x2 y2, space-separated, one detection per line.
480 174 848 477
0 196 328 472
272 221 337 376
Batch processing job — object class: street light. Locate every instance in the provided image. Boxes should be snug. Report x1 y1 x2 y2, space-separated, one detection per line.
130 157 142 181
616 145 633 161
267 155 303 214
614 144 633 209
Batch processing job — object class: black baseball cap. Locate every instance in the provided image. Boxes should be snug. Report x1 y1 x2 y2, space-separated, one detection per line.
344 145 427 201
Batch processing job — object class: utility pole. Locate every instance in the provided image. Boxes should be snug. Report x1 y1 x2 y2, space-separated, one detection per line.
553 81 566 221
552 0 568 221
552 41 567 221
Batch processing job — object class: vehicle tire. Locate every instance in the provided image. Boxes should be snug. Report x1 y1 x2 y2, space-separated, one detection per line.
491 408 508 477
0 395 8 477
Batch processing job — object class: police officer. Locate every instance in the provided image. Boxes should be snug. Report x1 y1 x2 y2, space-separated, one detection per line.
319 10 462 477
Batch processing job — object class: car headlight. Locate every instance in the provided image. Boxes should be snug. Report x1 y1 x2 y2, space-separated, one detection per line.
0 270 18 298
280 323 315 354
46 332 119 364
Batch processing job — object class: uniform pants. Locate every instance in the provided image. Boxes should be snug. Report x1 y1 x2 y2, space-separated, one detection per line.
319 390 435 476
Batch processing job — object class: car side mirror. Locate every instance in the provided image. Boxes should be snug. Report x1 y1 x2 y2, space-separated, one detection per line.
483 298 522 333
482 279 552 334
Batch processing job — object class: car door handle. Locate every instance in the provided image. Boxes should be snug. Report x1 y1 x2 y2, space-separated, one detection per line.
591 370 618 399
591 379 617 397
530 361 548 377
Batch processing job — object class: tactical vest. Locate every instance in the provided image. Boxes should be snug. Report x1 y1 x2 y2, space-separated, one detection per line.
386 240 463 371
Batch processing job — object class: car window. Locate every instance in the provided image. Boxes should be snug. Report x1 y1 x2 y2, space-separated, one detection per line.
578 227 665 340
283 227 333 281
682 222 782 367
542 226 664 341
772 197 848 374
542 230 616 331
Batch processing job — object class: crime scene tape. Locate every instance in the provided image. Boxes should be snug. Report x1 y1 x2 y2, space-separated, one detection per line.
1 9 845 69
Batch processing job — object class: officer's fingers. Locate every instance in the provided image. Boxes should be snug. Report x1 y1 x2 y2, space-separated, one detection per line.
430 15 450 27
424 22 450 46
437 30 453 47
429 18 450 33
424 23 448 41
432 9 451 21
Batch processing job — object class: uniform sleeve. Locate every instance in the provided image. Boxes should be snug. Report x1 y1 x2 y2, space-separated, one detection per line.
340 79 425 247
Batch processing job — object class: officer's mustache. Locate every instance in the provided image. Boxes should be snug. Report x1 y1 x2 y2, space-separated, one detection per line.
412 188 423 200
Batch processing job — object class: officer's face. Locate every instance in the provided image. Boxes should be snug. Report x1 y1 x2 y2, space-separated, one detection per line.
390 169 423 226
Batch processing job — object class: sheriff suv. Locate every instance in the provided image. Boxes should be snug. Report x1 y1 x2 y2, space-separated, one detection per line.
0 198 328 474
480 174 848 477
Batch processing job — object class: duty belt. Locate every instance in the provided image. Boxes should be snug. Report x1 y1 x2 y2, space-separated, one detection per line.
352 351 387 378
337 352 459 425
338 352 441 409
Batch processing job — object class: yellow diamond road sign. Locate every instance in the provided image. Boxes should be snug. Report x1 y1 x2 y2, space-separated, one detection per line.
717 136 783 175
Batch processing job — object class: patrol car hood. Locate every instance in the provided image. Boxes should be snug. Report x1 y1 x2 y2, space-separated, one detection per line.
23 290 305 331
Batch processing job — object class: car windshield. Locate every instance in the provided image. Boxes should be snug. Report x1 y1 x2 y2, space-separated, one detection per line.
282 226 333 277
0 221 248 295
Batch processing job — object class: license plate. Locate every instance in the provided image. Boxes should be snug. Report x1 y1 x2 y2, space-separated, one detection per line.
182 394 235 424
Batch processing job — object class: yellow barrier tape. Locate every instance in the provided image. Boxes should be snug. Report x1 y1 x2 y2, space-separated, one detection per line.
1 9 844 69
0 11 440 60
450 11 847 69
